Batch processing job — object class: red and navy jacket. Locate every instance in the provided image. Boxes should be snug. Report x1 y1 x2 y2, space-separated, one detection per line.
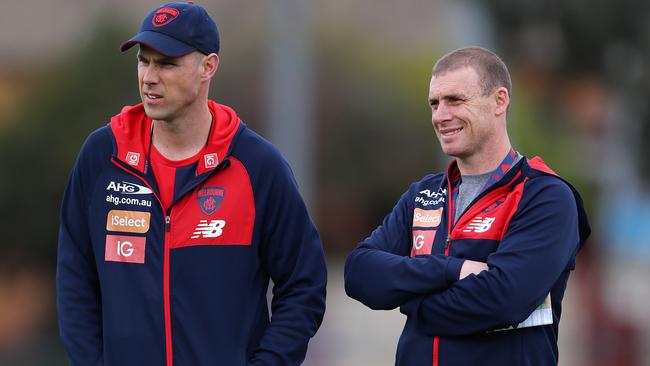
56 101 327 366
344 156 590 365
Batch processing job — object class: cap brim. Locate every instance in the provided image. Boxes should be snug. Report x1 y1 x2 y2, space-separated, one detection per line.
120 31 195 57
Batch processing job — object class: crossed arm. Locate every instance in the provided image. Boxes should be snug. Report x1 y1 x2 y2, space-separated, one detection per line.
345 178 581 336
344 185 487 310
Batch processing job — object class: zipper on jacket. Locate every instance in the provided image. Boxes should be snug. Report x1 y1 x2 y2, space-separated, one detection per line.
444 174 455 257
434 163 523 366
444 169 523 249
111 155 232 366
450 162 524 232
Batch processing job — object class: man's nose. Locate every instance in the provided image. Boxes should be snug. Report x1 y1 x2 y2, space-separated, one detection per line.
432 102 452 124
141 65 159 84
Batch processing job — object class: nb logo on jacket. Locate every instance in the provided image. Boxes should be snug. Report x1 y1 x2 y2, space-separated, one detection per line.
463 216 496 233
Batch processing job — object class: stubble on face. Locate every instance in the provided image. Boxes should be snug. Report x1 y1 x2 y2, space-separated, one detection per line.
429 68 487 157
137 48 204 124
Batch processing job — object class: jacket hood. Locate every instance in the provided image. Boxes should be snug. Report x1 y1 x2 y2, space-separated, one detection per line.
527 156 591 250
109 100 241 174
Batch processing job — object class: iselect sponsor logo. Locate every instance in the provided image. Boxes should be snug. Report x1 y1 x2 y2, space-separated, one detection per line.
106 210 151 233
412 207 443 228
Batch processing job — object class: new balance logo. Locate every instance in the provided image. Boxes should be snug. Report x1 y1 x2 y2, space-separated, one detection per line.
463 217 496 233
191 220 226 239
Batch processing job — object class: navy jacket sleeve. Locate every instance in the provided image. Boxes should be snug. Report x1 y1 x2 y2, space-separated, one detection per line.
56 131 106 365
345 182 464 310
248 153 327 366
400 177 581 336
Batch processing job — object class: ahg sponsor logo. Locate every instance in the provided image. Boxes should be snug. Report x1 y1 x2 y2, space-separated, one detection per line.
106 194 152 207
415 188 446 206
105 235 146 264
419 188 447 198
106 181 152 195
106 210 151 233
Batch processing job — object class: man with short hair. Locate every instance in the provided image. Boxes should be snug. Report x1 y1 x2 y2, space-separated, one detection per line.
344 47 590 365
56 3 327 365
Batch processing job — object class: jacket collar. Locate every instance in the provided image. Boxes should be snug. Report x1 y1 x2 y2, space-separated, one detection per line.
109 100 241 175
444 153 526 193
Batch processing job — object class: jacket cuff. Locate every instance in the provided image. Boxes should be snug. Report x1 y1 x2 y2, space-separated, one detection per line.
445 257 465 284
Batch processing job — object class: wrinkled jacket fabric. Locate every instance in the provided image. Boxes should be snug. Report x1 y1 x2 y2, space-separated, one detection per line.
57 101 327 366
345 157 590 365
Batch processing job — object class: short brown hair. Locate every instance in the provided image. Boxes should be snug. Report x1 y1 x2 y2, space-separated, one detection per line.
433 47 512 96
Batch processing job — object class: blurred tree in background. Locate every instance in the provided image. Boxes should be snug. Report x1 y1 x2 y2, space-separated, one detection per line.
488 0 650 183
0 22 137 365
0 23 135 272
315 34 441 253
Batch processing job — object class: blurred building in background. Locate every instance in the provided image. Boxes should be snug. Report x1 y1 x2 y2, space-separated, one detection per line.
1 0 649 365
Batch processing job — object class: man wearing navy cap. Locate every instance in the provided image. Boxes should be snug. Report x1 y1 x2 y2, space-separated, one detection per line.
56 3 327 365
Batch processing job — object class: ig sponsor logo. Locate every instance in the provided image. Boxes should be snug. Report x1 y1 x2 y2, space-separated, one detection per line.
126 152 140 166
204 153 218 169
105 235 146 264
411 230 435 256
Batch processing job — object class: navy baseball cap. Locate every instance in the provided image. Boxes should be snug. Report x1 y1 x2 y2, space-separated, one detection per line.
121 2 220 57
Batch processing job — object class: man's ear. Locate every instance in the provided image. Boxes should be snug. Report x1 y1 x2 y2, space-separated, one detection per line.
494 86 509 117
201 53 219 81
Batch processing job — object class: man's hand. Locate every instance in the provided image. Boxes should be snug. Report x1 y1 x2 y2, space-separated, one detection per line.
459 260 488 279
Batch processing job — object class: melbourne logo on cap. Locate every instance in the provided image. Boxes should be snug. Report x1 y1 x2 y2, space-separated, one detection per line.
197 186 225 215
152 7 180 27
